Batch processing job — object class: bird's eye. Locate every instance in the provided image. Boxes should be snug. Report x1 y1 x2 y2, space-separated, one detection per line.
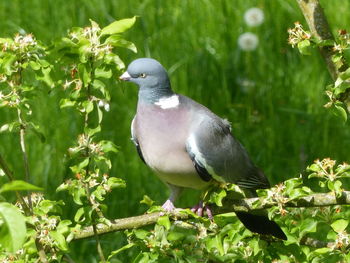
140 73 147 78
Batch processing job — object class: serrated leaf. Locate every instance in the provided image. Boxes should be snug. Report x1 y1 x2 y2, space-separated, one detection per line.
0 202 26 252
101 16 137 36
0 180 43 193
331 219 348 232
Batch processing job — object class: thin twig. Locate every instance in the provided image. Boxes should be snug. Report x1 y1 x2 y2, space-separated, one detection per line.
0 153 15 181
72 191 350 240
35 238 49 263
18 110 32 210
0 143 31 215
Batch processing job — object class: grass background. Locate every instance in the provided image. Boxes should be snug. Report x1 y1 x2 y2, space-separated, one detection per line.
1 0 350 261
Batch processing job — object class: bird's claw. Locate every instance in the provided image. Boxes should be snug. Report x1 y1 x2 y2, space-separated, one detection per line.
191 201 213 220
161 199 176 215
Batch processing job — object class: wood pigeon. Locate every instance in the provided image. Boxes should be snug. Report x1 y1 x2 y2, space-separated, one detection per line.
120 58 287 240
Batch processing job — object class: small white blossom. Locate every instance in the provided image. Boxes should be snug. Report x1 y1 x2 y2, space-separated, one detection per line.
238 32 259 51
244 7 264 27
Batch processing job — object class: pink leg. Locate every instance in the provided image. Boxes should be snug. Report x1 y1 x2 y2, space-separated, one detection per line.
191 201 213 220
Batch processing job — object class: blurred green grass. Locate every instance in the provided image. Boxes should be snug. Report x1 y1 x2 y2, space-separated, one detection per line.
1 0 350 261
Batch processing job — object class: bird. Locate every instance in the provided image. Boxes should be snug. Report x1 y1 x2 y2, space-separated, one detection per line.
119 58 287 240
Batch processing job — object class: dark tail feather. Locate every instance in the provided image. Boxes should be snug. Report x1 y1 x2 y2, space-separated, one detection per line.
236 212 287 240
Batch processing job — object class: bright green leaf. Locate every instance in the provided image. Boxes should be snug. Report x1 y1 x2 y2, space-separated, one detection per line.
0 202 27 252
332 102 347 123
297 39 311 55
0 180 43 194
157 215 171 230
60 98 76 108
108 243 135 260
101 16 137 36
140 195 154 207
331 219 348 232
95 67 112 79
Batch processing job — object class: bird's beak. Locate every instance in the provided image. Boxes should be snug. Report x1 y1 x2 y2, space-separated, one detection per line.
119 71 131 81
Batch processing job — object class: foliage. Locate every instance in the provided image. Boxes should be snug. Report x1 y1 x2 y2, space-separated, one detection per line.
0 1 350 262
288 22 350 122
0 17 136 262
119 158 350 262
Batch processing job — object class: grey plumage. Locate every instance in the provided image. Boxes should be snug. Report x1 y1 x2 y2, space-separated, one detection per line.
120 58 286 240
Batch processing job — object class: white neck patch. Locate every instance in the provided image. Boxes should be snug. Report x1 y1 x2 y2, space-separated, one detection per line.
154 95 180 109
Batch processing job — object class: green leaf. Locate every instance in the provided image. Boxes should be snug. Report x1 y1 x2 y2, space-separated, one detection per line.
105 35 137 53
29 60 41 71
331 219 348 232
0 202 27 252
60 98 76 108
140 195 154 207
1 54 16 75
72 187 86 205
209 189 227 206
101 16 137 36
78 63 91 86
297 39 311 55
74 207 85 222
299 218 317 237
70 158 90 173
104 53 125 70
157 215 171 230
85 125 101 136
107 177 126 189
97 104 103 124
100 140 119 153
108 243 135 260
95 67 112 79
0 180 43 194
92 80 110 100
37 200 64 214
50 230 68 251
82 100 94 113
332 102 347 123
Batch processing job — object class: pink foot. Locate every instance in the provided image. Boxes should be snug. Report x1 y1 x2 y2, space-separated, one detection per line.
191 201 213 220
162 199 176 212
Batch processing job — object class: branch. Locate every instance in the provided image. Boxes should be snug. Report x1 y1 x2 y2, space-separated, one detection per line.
0 153 14 181
72 191 350 240
296 0 348 80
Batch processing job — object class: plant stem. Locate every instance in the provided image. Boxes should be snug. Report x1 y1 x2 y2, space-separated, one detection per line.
17 108 32 210
35 238 49 263
81 56 106 262
296 0 348 80
0 152 31 215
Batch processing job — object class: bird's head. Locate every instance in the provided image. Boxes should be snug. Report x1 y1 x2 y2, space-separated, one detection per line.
119 58 174 103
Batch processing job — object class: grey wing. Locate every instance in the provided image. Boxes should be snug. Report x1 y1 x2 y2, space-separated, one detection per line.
131 116 146 164
185 116 270 190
